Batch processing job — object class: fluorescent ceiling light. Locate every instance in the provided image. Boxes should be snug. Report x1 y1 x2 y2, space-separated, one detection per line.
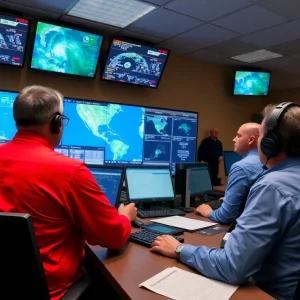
231 49 283 63
68 0 156 28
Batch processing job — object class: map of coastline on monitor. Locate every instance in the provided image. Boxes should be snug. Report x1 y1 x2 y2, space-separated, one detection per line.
102 38 170 88
0 14 30 67
30 21 103 78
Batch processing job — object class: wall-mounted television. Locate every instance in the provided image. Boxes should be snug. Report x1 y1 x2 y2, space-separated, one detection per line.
30 21 103 78
233 71 271 96
101 38 170 88
0 13 30 67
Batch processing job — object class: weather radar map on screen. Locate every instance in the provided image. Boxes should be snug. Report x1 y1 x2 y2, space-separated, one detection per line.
102 39 170 88
30 22 103 77
234 71 271 96
0 14 29 66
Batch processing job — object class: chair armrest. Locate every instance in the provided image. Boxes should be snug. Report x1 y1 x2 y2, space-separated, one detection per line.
61 274 91 300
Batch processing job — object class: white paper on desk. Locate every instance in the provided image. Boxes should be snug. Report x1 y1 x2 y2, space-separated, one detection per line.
150 216 217 231
139 267 238 300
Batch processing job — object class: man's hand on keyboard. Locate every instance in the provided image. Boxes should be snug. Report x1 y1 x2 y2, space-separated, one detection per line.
118 203 137 221
195 204 213 218
149 235 181 258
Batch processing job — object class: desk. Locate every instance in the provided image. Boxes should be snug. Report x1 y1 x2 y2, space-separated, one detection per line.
87 213 274 300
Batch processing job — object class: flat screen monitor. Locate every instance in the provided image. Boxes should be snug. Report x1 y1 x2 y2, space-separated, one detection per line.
174 162 209 196
87 165 124 207
0 90 18 143
101 38 170 88
223 151 242 176
233 71 271 96
188 166 213 196
125 167 174 202
55 98 198 174
30 21 103 78
0 14 30 67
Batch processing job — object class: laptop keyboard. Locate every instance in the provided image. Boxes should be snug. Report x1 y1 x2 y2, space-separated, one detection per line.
137 208 185 219
129 229 184 248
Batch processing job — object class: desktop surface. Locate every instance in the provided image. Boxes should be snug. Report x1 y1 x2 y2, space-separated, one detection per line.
88 166 124 207
86 213 274 300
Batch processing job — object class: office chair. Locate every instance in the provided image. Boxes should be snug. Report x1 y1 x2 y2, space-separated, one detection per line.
0 212 90 300
295 280 300 300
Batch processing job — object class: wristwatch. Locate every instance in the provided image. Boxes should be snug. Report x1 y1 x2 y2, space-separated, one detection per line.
175 243 185 258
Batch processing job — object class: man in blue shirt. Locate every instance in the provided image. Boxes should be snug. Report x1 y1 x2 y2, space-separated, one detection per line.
196 123 263 224
150 103 300 300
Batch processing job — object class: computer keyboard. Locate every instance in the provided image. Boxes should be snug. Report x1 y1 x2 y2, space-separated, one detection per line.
129 229 184 248
137 208 185 219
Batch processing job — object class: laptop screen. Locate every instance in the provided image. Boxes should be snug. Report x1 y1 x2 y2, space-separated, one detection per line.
188 165 213 196
126 167 174 201
88 166 124 207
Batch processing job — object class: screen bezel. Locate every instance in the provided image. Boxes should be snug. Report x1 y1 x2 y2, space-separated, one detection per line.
125 166 175 203
86 164 125 207
0 12 31 69
100 37 171 89
29 20 104 79
223 150 242 176
232 70 272 97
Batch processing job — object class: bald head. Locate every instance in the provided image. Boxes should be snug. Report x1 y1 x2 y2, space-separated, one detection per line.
210 127 219 139
233 122 260 155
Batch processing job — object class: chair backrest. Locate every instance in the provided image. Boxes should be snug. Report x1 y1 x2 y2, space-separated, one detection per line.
295 280 300 300
0 212 50 300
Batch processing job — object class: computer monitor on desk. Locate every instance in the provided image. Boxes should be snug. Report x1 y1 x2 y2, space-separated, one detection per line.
125 166 175 209
223 151 242 176
87 165 125 207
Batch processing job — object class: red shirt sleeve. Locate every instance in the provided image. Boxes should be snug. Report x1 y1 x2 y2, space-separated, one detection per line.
65 164 131 249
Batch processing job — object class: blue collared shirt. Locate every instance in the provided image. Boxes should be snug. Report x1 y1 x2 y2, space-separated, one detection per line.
209 149 263 224
180 158 300 300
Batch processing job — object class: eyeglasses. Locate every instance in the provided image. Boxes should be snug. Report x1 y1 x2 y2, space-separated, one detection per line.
61 115 70 126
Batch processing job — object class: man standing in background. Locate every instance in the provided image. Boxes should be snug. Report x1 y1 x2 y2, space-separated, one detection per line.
198 127 223 185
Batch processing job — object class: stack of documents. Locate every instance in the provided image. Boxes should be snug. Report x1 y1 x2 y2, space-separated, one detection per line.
151 216 217 231
139 267 238 300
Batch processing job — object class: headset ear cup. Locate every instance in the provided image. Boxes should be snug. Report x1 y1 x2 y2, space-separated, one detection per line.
261 133 280 158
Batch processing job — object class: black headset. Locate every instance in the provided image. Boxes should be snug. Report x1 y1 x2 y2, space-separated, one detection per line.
50 113 62 134
261 102 299 159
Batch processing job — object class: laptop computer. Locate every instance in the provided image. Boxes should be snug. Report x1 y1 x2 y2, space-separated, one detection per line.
87 165 125 207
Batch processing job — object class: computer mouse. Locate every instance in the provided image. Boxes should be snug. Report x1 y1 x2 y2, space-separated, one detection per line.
131 220 144 228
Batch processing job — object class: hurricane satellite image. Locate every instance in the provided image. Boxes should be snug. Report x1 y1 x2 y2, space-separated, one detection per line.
234 71 270 96
0 91 17 141
31 22 102 77
62 100 144 162
173 119 197 137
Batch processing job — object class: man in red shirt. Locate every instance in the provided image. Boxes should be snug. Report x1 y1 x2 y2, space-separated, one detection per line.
0 85 137 300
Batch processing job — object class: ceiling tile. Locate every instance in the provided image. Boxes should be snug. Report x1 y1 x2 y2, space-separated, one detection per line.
165 0 252 22
120 30 163 44
61 15 121 34
186 49 225 62
252 56 295 68
0 0 60 18
126 8 203 39
239 19 300 47
159 24 239 54
217 57 251 66
141 0 171 5
257 0 300 20
2 0 74 13
205 39 259 57
213 5 287 34
267 39 300 56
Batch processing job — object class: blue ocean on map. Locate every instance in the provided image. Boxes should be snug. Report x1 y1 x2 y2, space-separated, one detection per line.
62 101 106 147
173 119 197 137
105 105 144 162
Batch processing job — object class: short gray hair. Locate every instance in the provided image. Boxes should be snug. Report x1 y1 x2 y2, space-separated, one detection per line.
13 85 63 126
262 103 300 157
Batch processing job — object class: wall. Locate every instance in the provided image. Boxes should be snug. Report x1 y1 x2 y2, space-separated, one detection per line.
0 55 267 179
269 88 300 104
